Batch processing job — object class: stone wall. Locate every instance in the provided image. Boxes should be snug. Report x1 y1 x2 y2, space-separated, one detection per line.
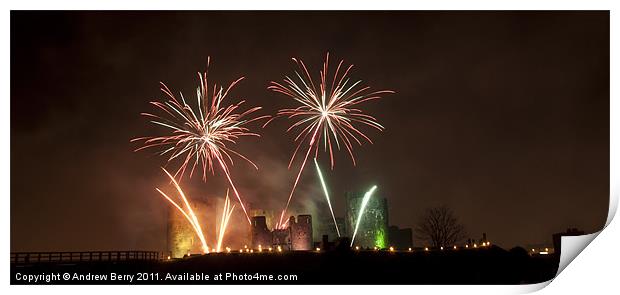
167 200 209 258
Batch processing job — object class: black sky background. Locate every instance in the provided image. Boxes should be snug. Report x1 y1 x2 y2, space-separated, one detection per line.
10 11 609 251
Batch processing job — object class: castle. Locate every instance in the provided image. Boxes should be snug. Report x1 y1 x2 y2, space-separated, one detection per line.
166 191 411 257
168 207 314 258
251 215 313 251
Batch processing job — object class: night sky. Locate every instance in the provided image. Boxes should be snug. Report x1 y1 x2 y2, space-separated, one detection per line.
11 11 609 251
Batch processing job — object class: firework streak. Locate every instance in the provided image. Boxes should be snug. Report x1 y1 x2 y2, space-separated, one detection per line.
313 158 340 237
156 168 209 253
133 58 268 224
216 190 235 253
268 53 393 228
350 185 378 247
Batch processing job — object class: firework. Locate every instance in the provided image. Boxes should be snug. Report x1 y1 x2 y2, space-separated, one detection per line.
268 53 393 228
133 58 268 224
156 168 209 254
350 185 378 247
313 157 340 237
216 190 235 253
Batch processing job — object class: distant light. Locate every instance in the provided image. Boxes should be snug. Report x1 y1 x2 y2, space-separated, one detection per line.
316 247 321 251
389 246 394 252
540 251 549 255
277 246 282 252
373 246 378 251
440 246 444 250
246 249 250 253
226 247 231 253
473 243 477 248
408 247 412 251
239 250 243 253
545 248 549 252
259 248 263 252
453 246 457 250
167 256 171 260
355 246 360 250
465 245 469 248
244 245 248 249
532 248 535 252
268 247 273 252
487 241 491 246
424 247 429 251
250 249 254 253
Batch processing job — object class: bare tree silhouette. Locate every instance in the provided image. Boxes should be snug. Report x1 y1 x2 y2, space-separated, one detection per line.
416 206 466 248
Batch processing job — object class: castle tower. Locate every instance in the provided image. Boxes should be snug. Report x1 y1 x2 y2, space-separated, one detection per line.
251 216 272 249
345 192 388 249
248 204 276 230
290 215 313 250
167 200 209 258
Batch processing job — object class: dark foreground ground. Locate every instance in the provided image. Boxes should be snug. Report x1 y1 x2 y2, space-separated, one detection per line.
11 247 559 285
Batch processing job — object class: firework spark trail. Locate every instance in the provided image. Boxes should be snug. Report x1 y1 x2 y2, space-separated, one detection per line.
350 185 378 247
133 57 268 225
314 157 340 237
216 156 251 224
275 121 322 229
268 53 393 228
216 190 235 253
156 168 209 253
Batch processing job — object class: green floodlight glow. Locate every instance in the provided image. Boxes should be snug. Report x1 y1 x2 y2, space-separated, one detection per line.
314 158 341 237
375 228 386 249
350 185 378 247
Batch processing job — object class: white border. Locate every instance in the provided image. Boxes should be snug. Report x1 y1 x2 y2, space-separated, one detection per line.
2 1 617 295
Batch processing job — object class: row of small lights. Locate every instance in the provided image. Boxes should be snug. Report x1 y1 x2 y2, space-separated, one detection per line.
353 241 491 252
167 244 284 259
166 241 493 259
238 244 283 253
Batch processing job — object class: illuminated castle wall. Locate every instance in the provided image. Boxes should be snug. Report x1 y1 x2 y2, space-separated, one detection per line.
251 216 272 249
345 192 388 249
272 228 291 250
250 214 313 251
167 200 209 258
290 215 313 250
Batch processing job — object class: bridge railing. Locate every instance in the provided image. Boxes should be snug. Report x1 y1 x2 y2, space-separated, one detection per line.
10 251 162 264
